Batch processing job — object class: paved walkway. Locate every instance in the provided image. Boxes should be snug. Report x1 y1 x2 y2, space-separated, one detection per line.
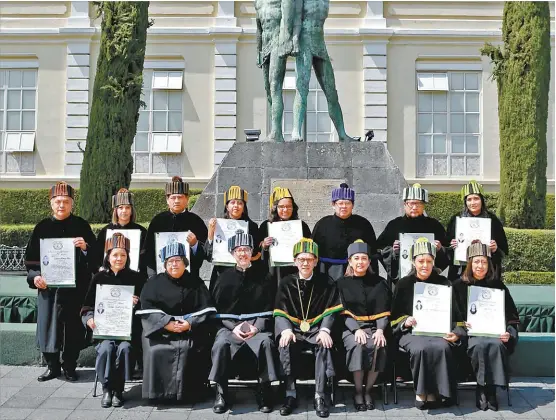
0 366 553 420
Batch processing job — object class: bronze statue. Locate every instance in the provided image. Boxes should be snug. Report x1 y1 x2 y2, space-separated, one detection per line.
255 0 357 142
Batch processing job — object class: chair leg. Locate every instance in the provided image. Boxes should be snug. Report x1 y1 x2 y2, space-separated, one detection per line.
92 373 99 398
507 385 512 407
393 363 398 404
383 381 389 405
455 385 459 406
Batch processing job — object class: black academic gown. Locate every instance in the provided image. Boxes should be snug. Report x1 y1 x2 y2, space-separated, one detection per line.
453 277 519 386
144 210 208 278
391 272 466 399
312 214 378 280
446 210 508 281
377 215 449 282
81 268 143 389
137 271 215 400
274 272 342 394
337 272 391 373
259 219 312 284
24 214 96 370
209 263 278 385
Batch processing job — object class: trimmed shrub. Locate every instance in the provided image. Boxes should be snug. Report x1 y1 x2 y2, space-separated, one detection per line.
503 271 555 285
503 228 555 272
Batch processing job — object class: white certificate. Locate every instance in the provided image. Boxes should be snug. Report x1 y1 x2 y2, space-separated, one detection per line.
467 286 505 337
268 220 303 267
93 284 134 341
40 238 76 288
455 217 491 262
212 219 249 266
412 283 452 336
399 233 435 278
155 232 190 274
105 229 141 272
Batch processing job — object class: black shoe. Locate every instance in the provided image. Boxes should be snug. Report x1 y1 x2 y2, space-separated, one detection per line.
280 396 297 416
213 392 228 414
256 384 273 413
476 386 488 411
415 399 427 410
101 389 113 408
314 396 329 418
37 367 60 382
63 369 78 382
112 391 124 407
353 394 366 411
365 394 375 410
486 386 498 411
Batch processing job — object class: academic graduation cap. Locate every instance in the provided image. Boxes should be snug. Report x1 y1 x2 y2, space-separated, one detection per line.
228 230 254 253
165 176 189 196
293 238 319 258
49 181 75 200
403 183 428 203
409 237 436 260
460 180 485 201
466 240 491 260
112 188 134 208
104 232 131 253
347 239 369 258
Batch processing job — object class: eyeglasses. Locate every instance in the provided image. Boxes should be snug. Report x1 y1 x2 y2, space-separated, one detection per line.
234 247 252 255
277 205 293 210
296 257 315 265
405 201 423 208
166 259 183 266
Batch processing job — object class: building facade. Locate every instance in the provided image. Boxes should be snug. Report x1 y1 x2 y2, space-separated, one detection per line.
0 1 554 192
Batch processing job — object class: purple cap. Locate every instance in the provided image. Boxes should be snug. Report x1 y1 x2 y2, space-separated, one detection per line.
332 183 355 203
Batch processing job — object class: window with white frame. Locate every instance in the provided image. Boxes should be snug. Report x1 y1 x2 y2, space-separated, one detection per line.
0 69 37 174
416 72 481 177
281 69 334 142
133 70 183 175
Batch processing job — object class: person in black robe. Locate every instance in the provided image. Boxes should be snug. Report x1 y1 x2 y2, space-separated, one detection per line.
391 238 466 409
143 176 208 278
206 185 263 292
24 182 96 382
446 181 508 281
81 233 144 408
259 187 312 283
136 242 215 402
312 183 378 280
337 240 391 411
452 241 519 411
209 231 278 414
95 188 148 374
376 184 449 282
274 238 343 418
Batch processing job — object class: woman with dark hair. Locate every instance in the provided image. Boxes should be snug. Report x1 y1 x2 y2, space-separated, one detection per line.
259 187 312 281
206 186 264 291
81 233 143 408
452 241 519 411
337 240 391 411
446 181 508 281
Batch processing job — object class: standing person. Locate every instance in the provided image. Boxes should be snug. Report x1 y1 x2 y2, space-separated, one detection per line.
137 243 215 402
206 186 263 292
447 181 508 281
312 183 378 279
391 238 465 409
260 187 312 281
24 181 96 382
274 238 343 418
144 176 208 278
336 240 391 411
377 184 449 282
209 232 278 414
81 233 143 408
452 241 520 411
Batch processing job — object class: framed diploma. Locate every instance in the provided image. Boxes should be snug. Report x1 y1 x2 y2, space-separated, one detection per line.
454 217 491 262
268 220 303 267
39 238 76 288
212 219 249 266
105 229 141 272
155 232 190 274
93 284 134 341
399 233 435 278
412 282 452 336
467 286 505 337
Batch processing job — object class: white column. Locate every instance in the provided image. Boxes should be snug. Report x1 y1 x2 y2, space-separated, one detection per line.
213 42 237 170
363 1 386 29
215 1 237 27
363 42 387 142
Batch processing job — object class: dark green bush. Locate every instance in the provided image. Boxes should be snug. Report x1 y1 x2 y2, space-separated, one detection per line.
503 228 555 272
503 271 555 285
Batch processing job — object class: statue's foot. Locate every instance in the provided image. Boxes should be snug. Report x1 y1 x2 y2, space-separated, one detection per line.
265 132 285 143
291 135 304 142
338 134 360 142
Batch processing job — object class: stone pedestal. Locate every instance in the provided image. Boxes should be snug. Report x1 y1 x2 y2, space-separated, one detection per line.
192 142 407 234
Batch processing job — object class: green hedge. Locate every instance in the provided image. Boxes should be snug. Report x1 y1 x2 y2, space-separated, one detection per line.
503 228 555 272
503 271 555 285
0 189 202 225
427 193 554 229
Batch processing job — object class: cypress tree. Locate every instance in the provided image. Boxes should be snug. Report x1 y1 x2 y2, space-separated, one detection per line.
79 2 150 222
481 2 551 228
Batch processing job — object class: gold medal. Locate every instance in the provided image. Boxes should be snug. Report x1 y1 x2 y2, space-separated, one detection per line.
300 320 310 332
296 277 314 334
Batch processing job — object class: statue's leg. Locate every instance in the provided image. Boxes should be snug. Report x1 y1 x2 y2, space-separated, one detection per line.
268 55 287 142
263 60 272 109
313 58 358 142
292 49 312 142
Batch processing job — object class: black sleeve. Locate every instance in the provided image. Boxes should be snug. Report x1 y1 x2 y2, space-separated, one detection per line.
301 221 312 238
144 217 157 272
95 226 108 272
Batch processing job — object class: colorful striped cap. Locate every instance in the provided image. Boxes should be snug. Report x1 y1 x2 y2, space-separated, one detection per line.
104 232 130 253
228 230 253 253
293 238 319 258
347 239 369 259
466 240 491 260
49 181 74 200
224 186 248 204
159 242 187 261
409 237 436 260
112 188 134 208
270 187 294 210
165 176 189 196
332 183 355 203
403 183 428 203
460 180 485 201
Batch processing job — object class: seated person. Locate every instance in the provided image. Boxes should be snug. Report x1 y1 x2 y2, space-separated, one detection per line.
137 243 215 402
274 238 342 418
337 240 391 411
81 233 143 408
209 231 278 414
391 238 465 409
452 241 520 411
